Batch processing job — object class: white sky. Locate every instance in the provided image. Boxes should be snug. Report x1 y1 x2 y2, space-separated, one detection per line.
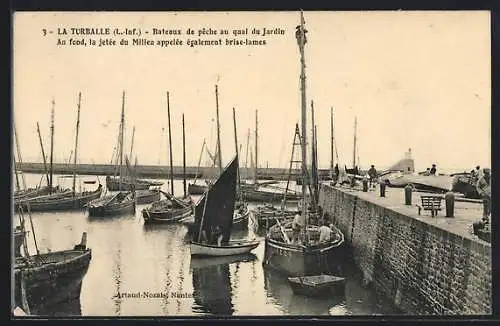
13 11 491 172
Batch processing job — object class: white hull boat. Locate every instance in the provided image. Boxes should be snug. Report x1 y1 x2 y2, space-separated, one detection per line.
190 239 260 257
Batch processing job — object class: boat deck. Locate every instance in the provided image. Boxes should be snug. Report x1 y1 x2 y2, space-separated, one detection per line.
329 183 485 242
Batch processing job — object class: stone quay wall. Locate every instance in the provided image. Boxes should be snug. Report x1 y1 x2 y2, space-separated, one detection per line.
319 184 491 315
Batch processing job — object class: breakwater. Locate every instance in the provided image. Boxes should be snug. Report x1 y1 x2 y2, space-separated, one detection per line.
15 162 332 180
319 184 491 315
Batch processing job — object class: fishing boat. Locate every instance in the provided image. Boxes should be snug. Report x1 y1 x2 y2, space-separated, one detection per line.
135 188 162 205
241 110 301 202
190 156 259 257
105 176 153 191
142 102 194 224
17 93 103 212
263 12 345 277
20 185 103 212
14 231 92 315
287 274 346 298
142 192 193 223
87 91 135 217
13 102 72 207
12 139 92 315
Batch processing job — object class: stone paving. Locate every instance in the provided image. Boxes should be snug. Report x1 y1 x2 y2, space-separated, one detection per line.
334 184 488 244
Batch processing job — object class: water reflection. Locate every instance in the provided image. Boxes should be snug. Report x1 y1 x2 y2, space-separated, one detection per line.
191 254 257 315
263 268 342 315
14 174 400 317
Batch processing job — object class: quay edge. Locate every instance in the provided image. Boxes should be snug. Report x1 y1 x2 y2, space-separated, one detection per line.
318 184 491 315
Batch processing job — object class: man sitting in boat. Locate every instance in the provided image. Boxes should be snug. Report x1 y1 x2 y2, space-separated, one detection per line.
318 220 332 243
292 212 305 244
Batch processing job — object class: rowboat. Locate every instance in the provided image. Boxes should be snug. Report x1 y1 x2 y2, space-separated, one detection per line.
288 274 346 297
191 239 260 257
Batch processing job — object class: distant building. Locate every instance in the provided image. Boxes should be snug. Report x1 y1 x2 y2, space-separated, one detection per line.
388 148 415 173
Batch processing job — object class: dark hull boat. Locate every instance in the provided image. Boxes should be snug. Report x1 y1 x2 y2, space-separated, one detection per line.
263 13 345 278
190 156 260 257
105 176 151 191
14 186 52 202
142 196 194 224
288 274 346 298
241 188 301 202
188 182 208 195
87 191 136 217
264 221 345 276
136 189 161 205
13 233 91 315
18 185 103 212
15 188 73 207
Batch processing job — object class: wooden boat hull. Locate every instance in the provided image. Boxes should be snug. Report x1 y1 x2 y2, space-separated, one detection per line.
87 195 136 217
242 188 301 202
15 189 73 207
142 205 193 224
14 187 52 202
263 224 345 277
287 275 346 297
17 185 103 212
188 183 207 195
232 207 250 230
190 240 260 257
14 248 92 314
105 176 151 191
136 189 161 205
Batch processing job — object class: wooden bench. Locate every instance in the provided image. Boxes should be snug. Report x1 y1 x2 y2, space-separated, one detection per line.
417 195 443 217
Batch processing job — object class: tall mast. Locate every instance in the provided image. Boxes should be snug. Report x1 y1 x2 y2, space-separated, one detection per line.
13 123 27 190
193 139 206 185
215 84 223 172
245 128 250 170
297 11 308 225
72 92 82 196
330 107 334 172
167 91 174 196
182 114 187 198
36 122 50 186
232 108 241 198
49 98 55 192
353 116 357 167
129 125 135 162
311 100 315 173
254 110 258 185
119 91 125 191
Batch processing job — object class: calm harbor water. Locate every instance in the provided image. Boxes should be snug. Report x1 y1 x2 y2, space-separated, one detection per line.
13 173 400 316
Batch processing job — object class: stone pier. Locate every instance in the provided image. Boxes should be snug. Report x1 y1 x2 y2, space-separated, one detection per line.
318 184 491 315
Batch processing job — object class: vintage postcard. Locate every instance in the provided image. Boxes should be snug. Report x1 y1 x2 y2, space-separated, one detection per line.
12 10 491 317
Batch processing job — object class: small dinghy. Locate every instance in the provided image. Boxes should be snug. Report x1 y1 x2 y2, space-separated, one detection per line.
190 155 260 257
287 274 346 298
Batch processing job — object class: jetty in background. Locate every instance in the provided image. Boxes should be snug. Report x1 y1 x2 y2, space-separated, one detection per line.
14 162 334 180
